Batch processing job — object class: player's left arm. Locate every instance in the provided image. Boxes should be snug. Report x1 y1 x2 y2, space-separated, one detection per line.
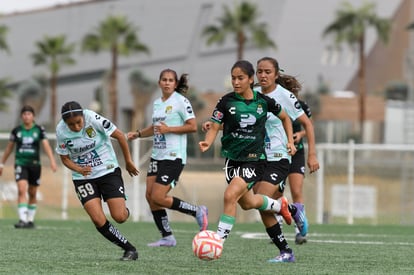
297 114 319 173
111 128 139 177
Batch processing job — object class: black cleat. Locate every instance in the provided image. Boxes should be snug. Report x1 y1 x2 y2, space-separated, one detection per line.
120 250 138 261
14 220 27 229
25 221 35 229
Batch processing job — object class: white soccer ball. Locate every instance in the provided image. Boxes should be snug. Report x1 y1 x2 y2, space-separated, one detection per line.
192 230 223 260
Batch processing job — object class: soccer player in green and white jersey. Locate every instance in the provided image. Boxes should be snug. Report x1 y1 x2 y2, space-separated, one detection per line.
0 105 57 229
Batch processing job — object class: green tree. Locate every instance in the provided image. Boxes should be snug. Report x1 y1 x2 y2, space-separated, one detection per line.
82 15 149 124
323 1 390 140
0 25 12 113
31 35 75 125
0 78 11 112
0 24 9 53
202 1 276 60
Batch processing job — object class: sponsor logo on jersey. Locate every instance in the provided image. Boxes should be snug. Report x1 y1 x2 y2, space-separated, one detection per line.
247 153 257 159
186 105 193 114
240 114 256 128
85 126 96 138
294 101 301 109
102 120 111 129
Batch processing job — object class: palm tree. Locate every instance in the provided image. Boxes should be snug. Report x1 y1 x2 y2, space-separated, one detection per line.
323 1 390 141
0 25 12 113
0 78 11 112
31 35 76 125
202 1 276 60
0 24 9 53
82 15 149 124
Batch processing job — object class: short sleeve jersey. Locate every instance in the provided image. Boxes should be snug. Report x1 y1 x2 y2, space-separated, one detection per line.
10 123 47 166
210 90 282 161
255 85 305 161
293 100 312 150
151 91 195 164
55 109 118 180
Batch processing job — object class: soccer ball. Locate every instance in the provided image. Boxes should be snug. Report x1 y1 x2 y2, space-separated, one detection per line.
192 230 223 260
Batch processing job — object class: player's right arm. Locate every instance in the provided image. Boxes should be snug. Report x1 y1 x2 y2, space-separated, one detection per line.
0 141 15 176
59 154 91 177
199 122 220 153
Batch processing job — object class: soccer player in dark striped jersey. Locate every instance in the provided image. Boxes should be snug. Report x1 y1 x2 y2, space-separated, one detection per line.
0 105 57 229
199 60 296 260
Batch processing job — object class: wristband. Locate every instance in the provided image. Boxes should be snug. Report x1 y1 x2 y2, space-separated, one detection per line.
136 130 141 137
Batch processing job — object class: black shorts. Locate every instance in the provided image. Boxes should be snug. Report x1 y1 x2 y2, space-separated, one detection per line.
15 165 41 186
261 159 290 186
223 158 266 190
147 158 184 187
289 148 305 175
73 167 126 205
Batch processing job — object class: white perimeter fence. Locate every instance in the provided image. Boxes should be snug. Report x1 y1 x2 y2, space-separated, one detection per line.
1 133 413 225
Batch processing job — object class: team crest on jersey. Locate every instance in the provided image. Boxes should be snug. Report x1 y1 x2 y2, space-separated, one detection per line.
165 106 173 114
85 126 96 138
257 104 263 115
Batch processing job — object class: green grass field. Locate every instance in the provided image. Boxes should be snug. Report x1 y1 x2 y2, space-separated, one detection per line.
1 219 413 274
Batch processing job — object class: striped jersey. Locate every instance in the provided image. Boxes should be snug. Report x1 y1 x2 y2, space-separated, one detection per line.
9 123 47 166
210 90 282 161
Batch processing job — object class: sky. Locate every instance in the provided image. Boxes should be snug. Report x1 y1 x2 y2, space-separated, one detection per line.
0 0 89 14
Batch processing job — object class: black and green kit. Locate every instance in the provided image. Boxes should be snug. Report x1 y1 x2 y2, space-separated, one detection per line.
210 90 282 161
10 123 47 166
292 100 312 150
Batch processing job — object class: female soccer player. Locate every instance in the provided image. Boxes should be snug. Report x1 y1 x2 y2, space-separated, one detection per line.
252 57 318 262
55 101 139 261
199 60 296 261
0 105 57 229
127 69 208 247
284 77 314 244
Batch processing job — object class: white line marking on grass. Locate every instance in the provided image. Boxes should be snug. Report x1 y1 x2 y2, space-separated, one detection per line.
239 232 414 246
173 229 414 246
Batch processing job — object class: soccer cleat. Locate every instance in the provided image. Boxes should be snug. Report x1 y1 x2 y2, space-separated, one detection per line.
14 220 27 229
147 235 177 247
295 233 307 245
292 203 308 236
196 205 208 231
268 251 296 263
277 197 292 225
120 250 138 261
25 221 35 229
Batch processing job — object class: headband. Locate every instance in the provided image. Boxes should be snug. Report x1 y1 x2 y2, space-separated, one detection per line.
61 109 83 116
